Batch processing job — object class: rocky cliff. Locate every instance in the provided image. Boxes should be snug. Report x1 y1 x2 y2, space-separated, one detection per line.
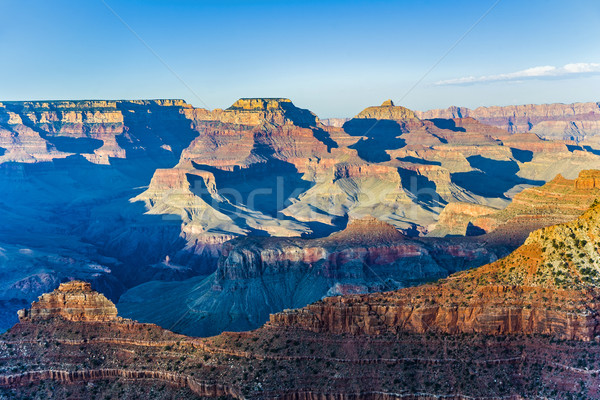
83 97 600 339
0 99 195 164
416 102 600 142
271 201 600 341
117 217 509 337
432 169 600 244
5 96 600 338
4 265 600 399
354 99 420 121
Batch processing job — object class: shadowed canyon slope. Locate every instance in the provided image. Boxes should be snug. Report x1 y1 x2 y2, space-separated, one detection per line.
121 169 600 338
117 217 510 337
3 97 600 336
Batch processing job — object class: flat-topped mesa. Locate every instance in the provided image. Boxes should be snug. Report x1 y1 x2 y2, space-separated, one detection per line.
354 100 420 121
327 216 405 243
2 99 191 111
220 97 318 126
228 98 292 111
17 281 118 323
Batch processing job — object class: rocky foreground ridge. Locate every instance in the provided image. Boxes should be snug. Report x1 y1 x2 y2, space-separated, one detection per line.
17 281 118 322
4 220 600 400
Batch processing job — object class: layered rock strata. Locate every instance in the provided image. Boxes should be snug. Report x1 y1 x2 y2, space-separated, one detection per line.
416 102 600 141
17 281 118 322
271 201 600 341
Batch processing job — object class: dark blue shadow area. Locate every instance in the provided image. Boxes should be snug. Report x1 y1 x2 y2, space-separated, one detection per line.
0 147 6 156
190 158 313 219
0 150 202 300
343 119 406 163
452 155 544 198
115 102 199 162
583 145 600 156
396 156 441 166
566 144 582 152
45 137 103 153
397 167 445 208
5 155 188 267
466 222 486 236
427 118 466 132
510 148 533 163
301 216 348 238
313 128 338 152
278 101 318 128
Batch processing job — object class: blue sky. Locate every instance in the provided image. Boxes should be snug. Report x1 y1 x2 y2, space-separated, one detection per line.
0 0 598 117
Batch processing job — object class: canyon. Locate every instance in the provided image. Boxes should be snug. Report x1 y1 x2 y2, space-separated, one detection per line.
4 198 600 400
270 199 600 340
2 97 600 338
117 217 510 336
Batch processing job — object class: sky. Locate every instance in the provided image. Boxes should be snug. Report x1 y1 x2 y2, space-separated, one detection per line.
0 0 599 117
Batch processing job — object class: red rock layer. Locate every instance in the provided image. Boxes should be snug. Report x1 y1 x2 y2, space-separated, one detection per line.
434 169 600 243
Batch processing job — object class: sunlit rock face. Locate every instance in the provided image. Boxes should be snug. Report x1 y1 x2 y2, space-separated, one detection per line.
417 101 600 141
17 281 118 322
431 169 600 245
272 201 600 341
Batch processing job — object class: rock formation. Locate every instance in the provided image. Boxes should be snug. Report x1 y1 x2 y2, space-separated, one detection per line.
354 99 420 121
4 96 600 339
271 200 600 340
17 281 118 322
117 217 509 337
416 101 600 142
432 169 600 245
4 234 600 400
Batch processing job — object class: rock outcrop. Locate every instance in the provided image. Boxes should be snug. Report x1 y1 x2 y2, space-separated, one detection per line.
17 281 118 322
429 202 498 236
354 99 420 121
4 256 600 400
211 98 319 127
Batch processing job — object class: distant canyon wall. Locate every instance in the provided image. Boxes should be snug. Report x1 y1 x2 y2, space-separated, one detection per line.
415 102 600 142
